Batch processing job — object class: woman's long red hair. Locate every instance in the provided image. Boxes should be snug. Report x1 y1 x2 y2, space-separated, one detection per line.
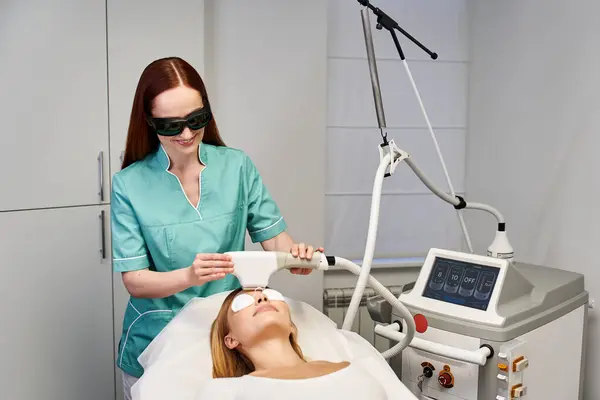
121 57 225 169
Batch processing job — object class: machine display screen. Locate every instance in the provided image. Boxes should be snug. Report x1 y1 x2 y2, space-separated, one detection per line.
422 257 500 311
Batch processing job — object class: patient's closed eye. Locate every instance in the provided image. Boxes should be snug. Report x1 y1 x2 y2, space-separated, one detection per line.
231 294 255 312
262 289 285 302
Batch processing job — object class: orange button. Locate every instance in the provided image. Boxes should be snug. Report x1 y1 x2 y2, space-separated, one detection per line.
498 363 508 371
414 314 428 333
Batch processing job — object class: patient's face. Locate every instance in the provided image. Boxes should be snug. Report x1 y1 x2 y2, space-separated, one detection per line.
224 289 293 350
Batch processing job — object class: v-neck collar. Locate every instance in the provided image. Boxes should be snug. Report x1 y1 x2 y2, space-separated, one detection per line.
151 143 208 220
154 142 208 170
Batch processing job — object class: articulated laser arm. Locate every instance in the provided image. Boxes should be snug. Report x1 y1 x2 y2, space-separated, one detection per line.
358 0 513 258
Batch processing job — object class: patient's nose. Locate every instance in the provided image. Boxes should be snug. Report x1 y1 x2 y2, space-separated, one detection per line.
255 292 269 304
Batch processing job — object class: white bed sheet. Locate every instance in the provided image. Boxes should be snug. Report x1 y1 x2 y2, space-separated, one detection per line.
131 291 417 400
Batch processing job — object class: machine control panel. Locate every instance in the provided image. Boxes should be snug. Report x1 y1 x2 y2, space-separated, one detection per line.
422 257 500 311
399 248 510 326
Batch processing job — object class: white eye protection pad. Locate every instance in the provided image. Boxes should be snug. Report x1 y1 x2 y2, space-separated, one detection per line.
231 288 286 312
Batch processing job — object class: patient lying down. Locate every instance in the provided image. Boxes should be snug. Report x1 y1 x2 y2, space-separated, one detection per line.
194 288 391 399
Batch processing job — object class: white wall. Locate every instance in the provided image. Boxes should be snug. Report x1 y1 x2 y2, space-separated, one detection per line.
203 0 328 310
325 0 471 289
466 1 600 398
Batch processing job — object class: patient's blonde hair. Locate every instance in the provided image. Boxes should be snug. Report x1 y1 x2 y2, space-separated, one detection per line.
210 288 305 378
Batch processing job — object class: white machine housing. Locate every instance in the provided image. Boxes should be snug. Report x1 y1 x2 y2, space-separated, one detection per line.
389 248 588 400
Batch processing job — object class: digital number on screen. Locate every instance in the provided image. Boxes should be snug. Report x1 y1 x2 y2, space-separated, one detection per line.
422 257 500 311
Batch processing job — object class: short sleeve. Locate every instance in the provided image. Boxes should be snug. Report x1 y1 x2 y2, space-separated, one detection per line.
111 174 150 272
244 155 287 243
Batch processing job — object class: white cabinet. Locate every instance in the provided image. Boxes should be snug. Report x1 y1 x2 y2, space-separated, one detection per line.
0 206 114 399
106 0 206 176
0 1 110 211
0 2 115 398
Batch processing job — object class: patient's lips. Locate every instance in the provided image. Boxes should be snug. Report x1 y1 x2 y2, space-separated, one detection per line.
254 303 277 315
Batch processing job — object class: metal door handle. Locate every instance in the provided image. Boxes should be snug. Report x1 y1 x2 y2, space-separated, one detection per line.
98 151 104 201
99 210 106 259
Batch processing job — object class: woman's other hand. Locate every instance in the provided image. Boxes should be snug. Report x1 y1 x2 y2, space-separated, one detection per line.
188 253 235 285
289 243 325 275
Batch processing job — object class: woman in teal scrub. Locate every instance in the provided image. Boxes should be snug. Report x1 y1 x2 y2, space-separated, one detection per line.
111 57 323 399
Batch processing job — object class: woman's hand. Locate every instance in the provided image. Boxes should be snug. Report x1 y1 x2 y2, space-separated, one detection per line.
188 253 235 285
289 243 325 275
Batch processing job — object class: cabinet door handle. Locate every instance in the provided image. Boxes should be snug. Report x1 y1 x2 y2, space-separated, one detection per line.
99 210 106 259
98 151 104 201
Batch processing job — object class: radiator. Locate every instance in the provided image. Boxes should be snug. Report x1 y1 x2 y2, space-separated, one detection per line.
322 285 404 353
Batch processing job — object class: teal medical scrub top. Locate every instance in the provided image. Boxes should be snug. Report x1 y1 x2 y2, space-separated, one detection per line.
111 143 287 378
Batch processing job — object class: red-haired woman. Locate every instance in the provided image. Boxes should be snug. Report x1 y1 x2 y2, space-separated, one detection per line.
111 57 322 399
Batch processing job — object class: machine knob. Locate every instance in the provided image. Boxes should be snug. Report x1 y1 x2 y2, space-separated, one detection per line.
423 366 433 378
438 366 454 389
421 362 435 378
438 372 453 388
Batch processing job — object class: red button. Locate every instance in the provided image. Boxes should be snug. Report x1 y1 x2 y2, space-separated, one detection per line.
414 313 428 333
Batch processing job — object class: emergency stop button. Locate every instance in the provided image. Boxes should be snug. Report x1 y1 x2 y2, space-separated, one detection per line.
414 313 428 333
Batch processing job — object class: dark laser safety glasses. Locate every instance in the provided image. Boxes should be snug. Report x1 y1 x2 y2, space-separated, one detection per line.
147 105 212 136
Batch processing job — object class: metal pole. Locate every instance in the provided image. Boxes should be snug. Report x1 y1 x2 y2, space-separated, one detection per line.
361 8 386 133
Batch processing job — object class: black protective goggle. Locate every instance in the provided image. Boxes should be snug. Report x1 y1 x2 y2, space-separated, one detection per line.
147 105 212 136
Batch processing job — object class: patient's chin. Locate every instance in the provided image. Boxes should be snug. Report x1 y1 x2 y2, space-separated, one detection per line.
259 311 291 330
248 318 290 343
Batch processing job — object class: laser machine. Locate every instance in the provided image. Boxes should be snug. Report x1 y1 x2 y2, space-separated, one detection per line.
352 2 590 399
